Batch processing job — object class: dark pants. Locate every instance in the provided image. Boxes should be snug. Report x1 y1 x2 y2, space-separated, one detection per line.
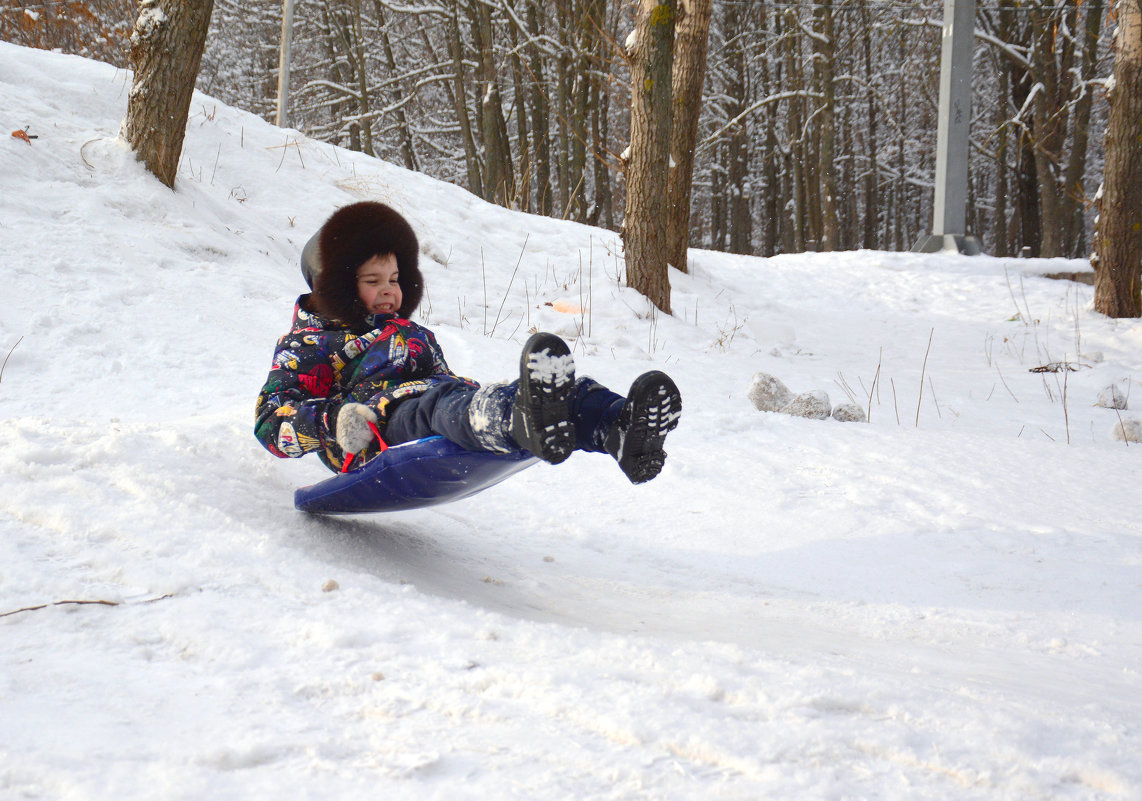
385 377 624 454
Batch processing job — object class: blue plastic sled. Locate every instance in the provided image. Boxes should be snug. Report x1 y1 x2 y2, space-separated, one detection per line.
294 436 539 514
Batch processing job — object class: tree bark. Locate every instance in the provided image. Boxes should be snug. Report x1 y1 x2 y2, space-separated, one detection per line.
665 0 712 272
121 0 215 189
1093 0 1142 317
623 0 676 313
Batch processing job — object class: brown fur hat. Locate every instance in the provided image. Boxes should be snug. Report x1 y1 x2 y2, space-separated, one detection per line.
309 201 423 325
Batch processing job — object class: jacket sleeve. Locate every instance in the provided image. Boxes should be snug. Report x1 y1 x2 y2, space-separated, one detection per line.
339 321 478 417
422 327 463 379
254 338 338 459
343 321 460 392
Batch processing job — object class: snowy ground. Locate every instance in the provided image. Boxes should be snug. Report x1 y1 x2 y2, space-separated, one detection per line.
1 42 1140 800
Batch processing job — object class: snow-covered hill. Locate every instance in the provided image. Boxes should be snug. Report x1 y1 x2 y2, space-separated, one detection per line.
2 41 1140 799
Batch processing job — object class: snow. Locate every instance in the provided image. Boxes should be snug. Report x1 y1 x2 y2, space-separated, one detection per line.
2 41 1140 800
624 28 638 54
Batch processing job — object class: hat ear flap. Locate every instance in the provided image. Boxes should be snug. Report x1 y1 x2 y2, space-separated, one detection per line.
399 277 422 318
301 232 321 289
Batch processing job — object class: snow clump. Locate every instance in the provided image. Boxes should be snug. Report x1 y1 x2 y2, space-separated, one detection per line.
1096 384 1129 410
831 403 867 423
747 372 794 412
781 391 832 420
748 372 864 422
1111 418 1142 443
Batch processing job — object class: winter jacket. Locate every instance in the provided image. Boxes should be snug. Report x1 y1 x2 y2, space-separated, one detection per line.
255 295 476 472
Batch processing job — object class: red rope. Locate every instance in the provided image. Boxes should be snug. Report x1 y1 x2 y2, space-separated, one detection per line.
368 420 388 452
340 419 388 474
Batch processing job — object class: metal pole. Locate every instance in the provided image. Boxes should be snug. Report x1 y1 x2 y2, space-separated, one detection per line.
276 0 295 129
914 0 981 255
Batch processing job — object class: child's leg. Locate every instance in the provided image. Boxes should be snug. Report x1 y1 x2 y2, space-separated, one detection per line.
567 374 683 482
384 333 577 463
568 377 625 453
384 380 490 451
339 335 680 482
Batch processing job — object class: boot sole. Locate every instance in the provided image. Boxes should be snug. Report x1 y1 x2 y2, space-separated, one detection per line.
616 371 681 483
512 333 575 464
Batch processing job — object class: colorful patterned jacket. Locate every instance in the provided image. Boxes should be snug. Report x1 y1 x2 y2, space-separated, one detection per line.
255 295 475 471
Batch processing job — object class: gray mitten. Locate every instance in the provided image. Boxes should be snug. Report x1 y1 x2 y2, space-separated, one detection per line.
336 403 379 454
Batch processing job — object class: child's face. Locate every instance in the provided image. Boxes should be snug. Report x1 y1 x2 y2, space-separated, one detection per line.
356 253 403 316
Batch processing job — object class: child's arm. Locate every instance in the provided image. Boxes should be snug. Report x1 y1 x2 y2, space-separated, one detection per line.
338 322 478 428
344 320 467 396
254 342 339 459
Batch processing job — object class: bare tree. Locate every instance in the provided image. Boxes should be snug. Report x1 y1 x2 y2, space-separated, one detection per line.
93 0 1112 258
623 0 676 313
665 0 712 274
0 0 136 68
121 0 214 189
1093 0 1142 317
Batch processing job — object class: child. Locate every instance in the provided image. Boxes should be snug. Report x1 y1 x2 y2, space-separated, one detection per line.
255 201 681 483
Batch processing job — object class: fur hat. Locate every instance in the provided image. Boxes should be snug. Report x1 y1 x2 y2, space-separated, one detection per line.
306 201 423 325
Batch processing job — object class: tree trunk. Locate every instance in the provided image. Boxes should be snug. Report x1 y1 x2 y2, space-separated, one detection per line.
1093 0 1142 318
446 4 483 198
1029 4 1067 257
1016 130 1041 256
375 1 418 172
813 0 839 251
710 152 726 251
724 1 752 256
991 22 1011 257
347 0 374 156
508 22 531 212
567 0 596 222
555 4 572 217
786 12 806 252
759 5 780 256
862 4 879 251
892 23 907 252
591 64 615 229
526 1 553 216
468 1 514 206
727 105 751 255
665 0 712 272
121 0 215 189
623 0 676 313
1060 0 1104 257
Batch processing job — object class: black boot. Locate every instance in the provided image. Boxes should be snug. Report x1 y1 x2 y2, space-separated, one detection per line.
510 333 576 464
604 371 681 484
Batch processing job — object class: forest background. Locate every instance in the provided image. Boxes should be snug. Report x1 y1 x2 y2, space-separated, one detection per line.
2 0 1115 262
